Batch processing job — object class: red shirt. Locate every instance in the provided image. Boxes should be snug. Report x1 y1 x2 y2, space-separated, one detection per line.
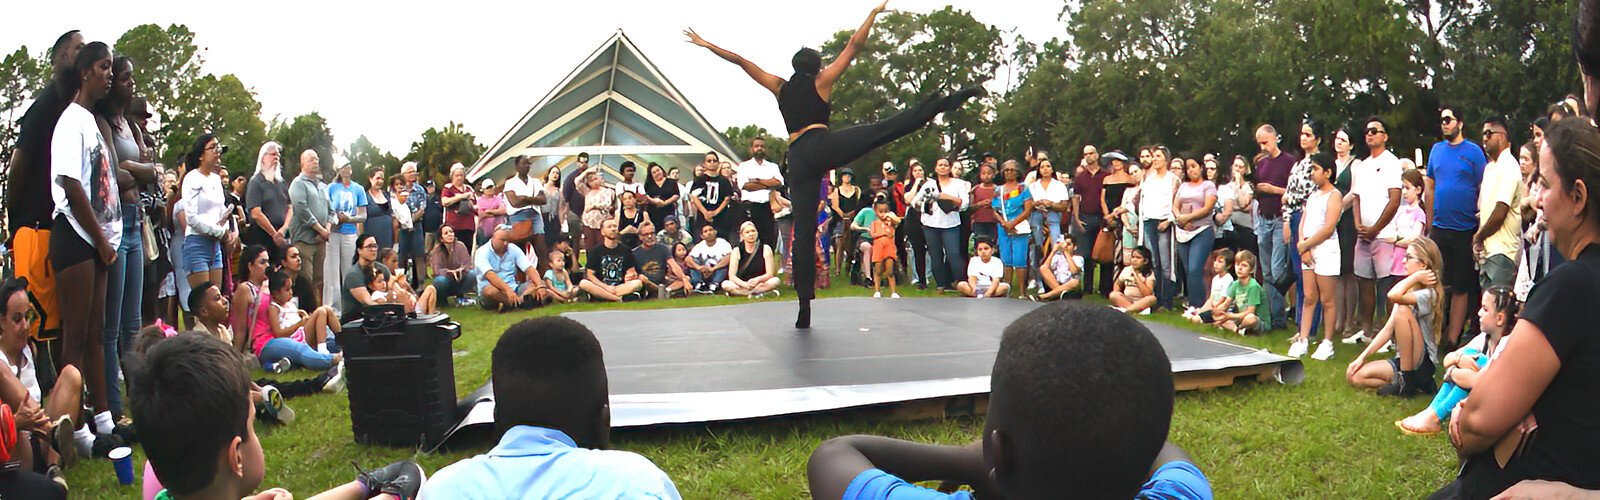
1072 167 1111 216
441 184 476 232
971 184 999 223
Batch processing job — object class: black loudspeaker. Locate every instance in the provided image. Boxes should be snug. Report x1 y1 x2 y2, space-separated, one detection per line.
342 306 460 447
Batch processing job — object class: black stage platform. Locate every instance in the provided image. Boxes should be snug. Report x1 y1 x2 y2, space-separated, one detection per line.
561 297 1304 428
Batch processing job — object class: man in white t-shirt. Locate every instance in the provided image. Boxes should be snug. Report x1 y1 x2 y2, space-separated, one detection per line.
501 155 549 250
686 224 733 294
1474 117 1525 288
736 137 784 249
1351 116 1404 337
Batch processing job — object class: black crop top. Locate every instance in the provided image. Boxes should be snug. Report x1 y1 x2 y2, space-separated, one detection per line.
778 74 831 134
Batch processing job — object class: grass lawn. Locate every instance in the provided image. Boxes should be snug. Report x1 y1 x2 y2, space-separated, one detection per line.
63 282 1458 498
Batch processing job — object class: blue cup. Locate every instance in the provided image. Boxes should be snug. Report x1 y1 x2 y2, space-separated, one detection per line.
109 446 134 485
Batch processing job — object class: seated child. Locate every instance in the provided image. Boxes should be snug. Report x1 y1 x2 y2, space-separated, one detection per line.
1346 237 1445 397
956 237 1008 298
254 272 341 372
377 249 439 315
421 317 681 498
1212 250 1263 334
542 250 580 303
1185 250 1235 325
1396 286 1519 435
130 332 423 500
1110 247 1157 315
1034 237 1083 301
805 302 1212 500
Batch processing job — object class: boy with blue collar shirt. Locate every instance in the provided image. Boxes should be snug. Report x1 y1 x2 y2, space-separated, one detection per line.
420 317 680 499
806 302 1212 500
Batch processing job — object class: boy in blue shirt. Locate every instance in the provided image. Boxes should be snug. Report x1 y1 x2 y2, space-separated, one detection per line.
421 317 680 499
806 302 1212 500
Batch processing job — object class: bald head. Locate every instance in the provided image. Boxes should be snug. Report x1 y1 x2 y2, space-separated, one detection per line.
300 150 321 178
1255 125 1281 156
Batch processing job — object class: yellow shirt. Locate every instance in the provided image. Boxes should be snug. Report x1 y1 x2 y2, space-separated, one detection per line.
1478 148 1525 259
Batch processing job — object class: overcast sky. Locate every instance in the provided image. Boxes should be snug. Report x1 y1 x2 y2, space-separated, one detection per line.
3 0 1067 155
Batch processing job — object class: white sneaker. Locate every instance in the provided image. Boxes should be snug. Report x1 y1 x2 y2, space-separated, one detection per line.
1341 330 1369 345
1287 338 1309 358
890 292 901 299
1028 280 1039 290
873 291 882 298
1376 340 1395 354
1139 308 1151 316
1311 340 1336 361
1110 306 1126 312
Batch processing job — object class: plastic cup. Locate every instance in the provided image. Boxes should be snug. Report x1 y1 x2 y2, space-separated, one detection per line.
109 446 135 485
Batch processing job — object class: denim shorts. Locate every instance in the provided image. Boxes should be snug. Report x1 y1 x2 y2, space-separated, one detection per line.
182 234 224 274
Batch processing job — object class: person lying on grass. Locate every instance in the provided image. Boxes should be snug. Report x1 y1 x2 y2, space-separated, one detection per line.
805 301 1212 500
421 317 680 499
130 332 421 500
1345 236 1445 398
1184 249 1233 325
1210 250 1263 334
956 236 1008 298
1109 246 1156 314
1032 237 1082 301
1396 286 1519 435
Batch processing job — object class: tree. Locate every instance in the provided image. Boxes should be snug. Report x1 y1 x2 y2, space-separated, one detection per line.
723 124 788 165
406 122 484 186
347 135 400 182
818 7 1005 171
114 24 204 153
270 113 336 177
1444 0 1579 141
165 74 267 172
0 46 49 166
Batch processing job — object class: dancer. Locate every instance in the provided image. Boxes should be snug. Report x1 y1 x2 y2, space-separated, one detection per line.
687 0 983 327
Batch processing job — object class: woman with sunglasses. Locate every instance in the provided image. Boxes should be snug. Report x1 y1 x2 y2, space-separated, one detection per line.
686 0 982 327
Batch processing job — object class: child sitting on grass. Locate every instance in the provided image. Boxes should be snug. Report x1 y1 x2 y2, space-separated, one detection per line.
956 237 1008 298
1185 249 1234 325
1032 237 1082 301
1395 286 1519 435
376 249 439 315
1345 237 1445 397
253 272 341 372
542 249 580 303
1213 250 1263 335
805 302 1211 500
869 197 902 299
130 332 423 500
1110 247 1156 315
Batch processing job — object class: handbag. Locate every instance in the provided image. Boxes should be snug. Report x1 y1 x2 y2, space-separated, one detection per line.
1091 227 1117 264
509 219 535 244
142 213 160 262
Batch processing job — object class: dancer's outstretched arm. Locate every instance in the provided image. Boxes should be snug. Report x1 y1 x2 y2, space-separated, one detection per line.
685 28 784 96
817 0 890 99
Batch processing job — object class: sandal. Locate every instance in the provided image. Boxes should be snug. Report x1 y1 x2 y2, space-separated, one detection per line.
1395 419 1442 436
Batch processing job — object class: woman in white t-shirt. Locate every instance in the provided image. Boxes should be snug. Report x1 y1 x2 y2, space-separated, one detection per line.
179 133 237 289
49 41 120 431
911 158 971 291
1026 159 1071 292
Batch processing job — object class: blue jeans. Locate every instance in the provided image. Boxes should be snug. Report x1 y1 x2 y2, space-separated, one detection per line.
691 268 727 289
1177 227 1215 308
432 270 480 299
259 338 337 371
104 209 143 416
1141 218 1176 308
922 225 964 289
1029 211 1063 285
1254 216 1289 330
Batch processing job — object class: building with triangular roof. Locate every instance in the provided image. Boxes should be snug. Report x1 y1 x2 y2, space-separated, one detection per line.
468 30 740 184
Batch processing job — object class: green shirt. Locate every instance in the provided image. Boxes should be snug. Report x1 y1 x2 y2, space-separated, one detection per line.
1224 278 1262 311
852 209 880 239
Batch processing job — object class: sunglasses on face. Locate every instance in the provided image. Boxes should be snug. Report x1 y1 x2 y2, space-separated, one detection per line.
1367 128 1387 136
1440 116 1457 124
361 243 379 250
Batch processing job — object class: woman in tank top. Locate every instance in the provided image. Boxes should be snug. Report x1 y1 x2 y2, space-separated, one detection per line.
687 0 982 327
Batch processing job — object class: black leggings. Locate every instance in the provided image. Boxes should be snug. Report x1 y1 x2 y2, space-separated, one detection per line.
788 91 970 327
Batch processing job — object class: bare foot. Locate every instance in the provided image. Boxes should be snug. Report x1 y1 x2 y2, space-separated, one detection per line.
1397 410 1442 435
